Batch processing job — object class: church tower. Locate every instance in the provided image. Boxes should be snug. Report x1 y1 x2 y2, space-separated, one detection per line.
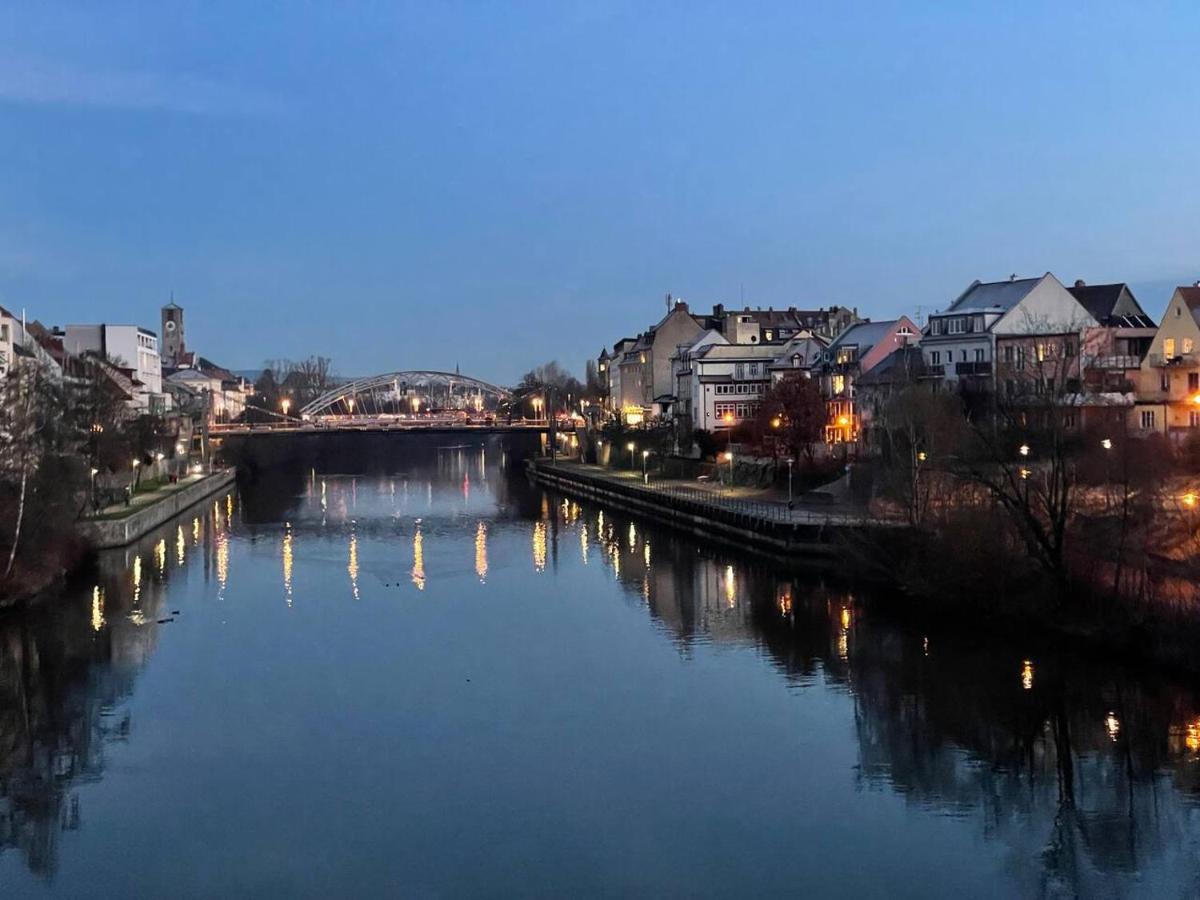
161 299 184 368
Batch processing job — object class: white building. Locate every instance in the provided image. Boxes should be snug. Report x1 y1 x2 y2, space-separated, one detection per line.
677 342 781 432
64 323 168 412
920 273 1096 392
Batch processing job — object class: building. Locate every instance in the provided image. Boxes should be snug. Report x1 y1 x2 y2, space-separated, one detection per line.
820 317 919 443
1070 281 1156 397
161 300 185 368
768 331 828 383
854 344 927 449
670 329 729 436
709 304 858 344
921 273 1096 395
678 342 781 432
165 356 249 422
64 324 168 412
1134 284 1200 439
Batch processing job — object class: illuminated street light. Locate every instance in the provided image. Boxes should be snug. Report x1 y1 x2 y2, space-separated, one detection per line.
917 451 927 462
771 417 781 430
1184 492 1197 508
1019 443 1030 457
281 398 291 417
1101 438 1112 450
627 441 635 469
642 449 650 483
347 397 356 415
724 450 734 485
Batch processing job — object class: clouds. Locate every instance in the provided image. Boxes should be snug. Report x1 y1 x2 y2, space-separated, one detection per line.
0 53 287 117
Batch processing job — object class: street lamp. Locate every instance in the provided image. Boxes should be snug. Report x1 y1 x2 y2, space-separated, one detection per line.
1018 443 1030 457
281 398 291 418
1101 438 1112 450
627 441 635 469
642 449 650 483
724 450 734 485
786 457 794 505
347 397 356 416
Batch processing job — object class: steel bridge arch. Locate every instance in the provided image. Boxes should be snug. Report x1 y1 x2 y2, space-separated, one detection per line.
299 370 512 418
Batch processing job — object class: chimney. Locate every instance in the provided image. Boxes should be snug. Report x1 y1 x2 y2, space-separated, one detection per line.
673 300 689 313
1074 279 1086 288
712 303 725 318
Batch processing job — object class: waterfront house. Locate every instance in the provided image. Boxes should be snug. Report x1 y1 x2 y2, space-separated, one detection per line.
819 317 919 444
921 274 1096 398
1134 284 1200 439
681 342 781 432
853 345 927 450
709 303 858 345
671 329 729 438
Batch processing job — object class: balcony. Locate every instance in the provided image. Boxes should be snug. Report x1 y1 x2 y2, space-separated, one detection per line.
922 364 946 378
1091 354 1143 370
954 361 992 376
1148 353 1197 368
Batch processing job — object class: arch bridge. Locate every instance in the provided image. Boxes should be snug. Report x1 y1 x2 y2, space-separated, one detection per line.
299 370 513 420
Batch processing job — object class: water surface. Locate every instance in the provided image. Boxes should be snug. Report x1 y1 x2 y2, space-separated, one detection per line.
2 438 1199 897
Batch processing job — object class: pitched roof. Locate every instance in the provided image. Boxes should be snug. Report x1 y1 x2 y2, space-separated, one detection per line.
1067 283 1156 327
827 319 905 354
855 346 925 387
947 277 1041 314
693 343 785 361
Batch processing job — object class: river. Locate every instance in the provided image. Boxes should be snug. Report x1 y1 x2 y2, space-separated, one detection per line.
1 436 1199 897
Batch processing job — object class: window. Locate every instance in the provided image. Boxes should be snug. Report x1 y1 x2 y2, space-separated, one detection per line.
974 348 984 362
931 319 944 335
1064 339 1076 357
1190 373 1199 393
930 351 940 365
1164 338 1176 359
1162 372 1170 391
1185 339 1195 355
1191 411 1200 428
748 363 759 377
1017 347 1026 371
832 374 846 394
1003 345 1014 363
1141 410 1157 429
735 363 745 379
949 318 965 335
764 330 773 341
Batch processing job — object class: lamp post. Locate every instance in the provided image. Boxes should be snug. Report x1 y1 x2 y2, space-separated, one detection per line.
281 397 291 419
786 457 794 505
90 467 99 510
347 397 356 416
724 450 734 487
642 449 650 484
627 441 635 470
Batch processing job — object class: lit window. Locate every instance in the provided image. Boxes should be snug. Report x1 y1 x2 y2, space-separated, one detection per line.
1165 338 1176 359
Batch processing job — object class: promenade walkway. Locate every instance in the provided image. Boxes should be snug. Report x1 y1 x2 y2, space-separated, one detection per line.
541 460 886 527
86 473 208 521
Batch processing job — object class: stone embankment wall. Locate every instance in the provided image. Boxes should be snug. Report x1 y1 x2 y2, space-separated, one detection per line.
527 460 851 563
77 470 237 549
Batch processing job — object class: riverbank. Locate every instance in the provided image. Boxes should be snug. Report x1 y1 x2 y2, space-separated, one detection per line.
530 457 1200 677
527 458 896 565
76 469 237 549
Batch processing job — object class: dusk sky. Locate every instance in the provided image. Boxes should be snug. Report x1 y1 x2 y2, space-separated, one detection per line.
1 2 1198 384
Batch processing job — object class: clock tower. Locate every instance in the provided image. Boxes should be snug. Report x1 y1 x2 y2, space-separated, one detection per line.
161 299 184 368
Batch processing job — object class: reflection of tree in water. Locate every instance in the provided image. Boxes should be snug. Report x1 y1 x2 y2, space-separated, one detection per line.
0 498 209 879
811 608 1200 896
547 491 1200 895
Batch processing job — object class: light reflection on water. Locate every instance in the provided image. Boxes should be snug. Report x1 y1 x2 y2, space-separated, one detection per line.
1 439 1200 896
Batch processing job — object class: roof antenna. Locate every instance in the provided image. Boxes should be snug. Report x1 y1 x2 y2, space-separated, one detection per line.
666 292 671 314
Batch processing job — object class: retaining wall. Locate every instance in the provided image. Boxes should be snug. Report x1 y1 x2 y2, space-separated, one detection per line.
528 461 856 563
77 470 237 549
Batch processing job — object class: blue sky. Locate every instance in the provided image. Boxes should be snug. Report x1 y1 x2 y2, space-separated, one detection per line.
1 2 1198 384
